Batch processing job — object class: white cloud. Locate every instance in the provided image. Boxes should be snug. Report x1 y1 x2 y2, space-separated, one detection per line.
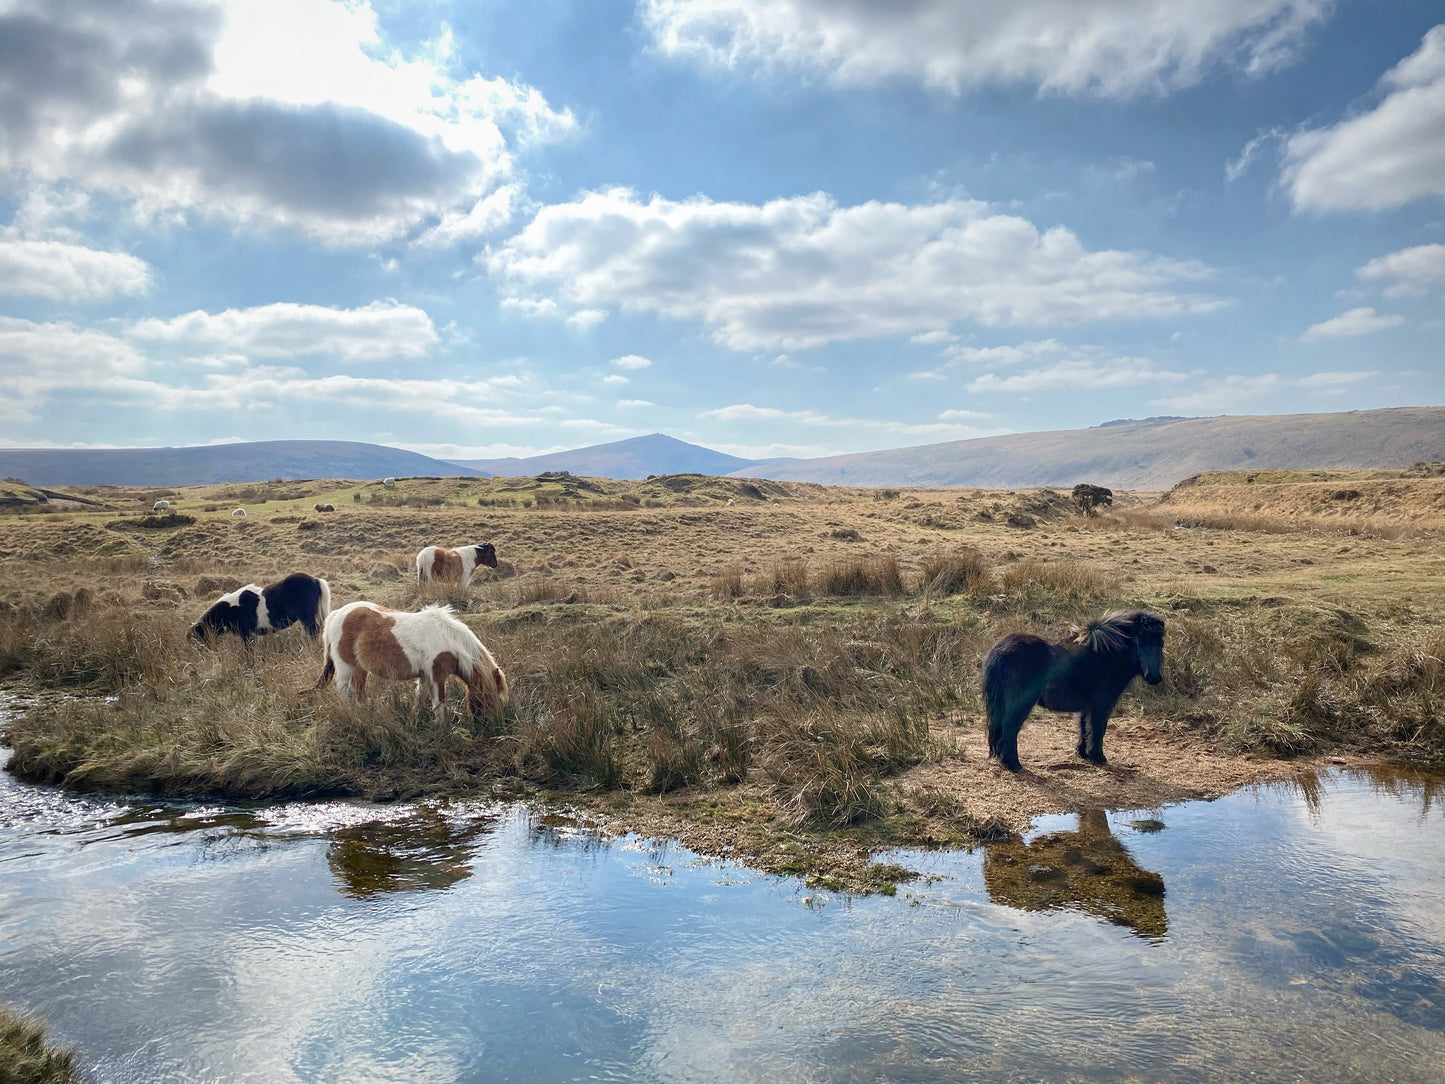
0 240 151 299
617 398 655 408
1356 243 1445 297
601 374 629 385
565 309 607 329
415 184 521 247
1300 306 1403 340
1151 370 1375 412
698 402 1005 443
0 317 149 421
488 188 1221 351
611 354 654 370
966 356 1189 393
1283 25 1445 212
128 301 438 360
937 408 990 421
0 0 576 244
642 0 1330 99
1225 128 1283 182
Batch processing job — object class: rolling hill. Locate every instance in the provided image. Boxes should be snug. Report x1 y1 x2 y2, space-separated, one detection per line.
448 433 764 479
728 407 1445 491
0 440 487 488
2 408 1437 491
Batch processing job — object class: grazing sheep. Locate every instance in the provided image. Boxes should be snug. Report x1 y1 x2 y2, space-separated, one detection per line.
382 477 396 488
416 543 498 589
232 508 246 517
190 573 332 644
152 499 170 512
310 601 508 716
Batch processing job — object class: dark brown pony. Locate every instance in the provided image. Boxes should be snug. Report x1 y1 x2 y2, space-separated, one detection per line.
983 610 1165 772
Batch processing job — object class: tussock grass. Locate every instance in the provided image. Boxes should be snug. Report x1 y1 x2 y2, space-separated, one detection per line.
0 1005 83 1084
817 555 904 597
995 558 1120 605
919 546 995 597
761 556 810 598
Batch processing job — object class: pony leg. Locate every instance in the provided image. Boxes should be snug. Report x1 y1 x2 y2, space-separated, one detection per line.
1078 706 1112 765
348 668 368 702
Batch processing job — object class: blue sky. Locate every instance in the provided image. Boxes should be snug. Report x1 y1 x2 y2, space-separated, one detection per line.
1 0 1441 461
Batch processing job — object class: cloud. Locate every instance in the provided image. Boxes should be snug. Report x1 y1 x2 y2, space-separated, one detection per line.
617 399 655 408
641 0 1330 99
1300 306 1403 340
1225 128 1284 182
488 189 1221 351
0 316 149 421
1356 243 1445 297
0 0 575 244
0 240 152 299
966 356 1189 393
1283 25 1445 212
611 354 654 370
698 402 1005 443
128 301 438 360
601 374 629 385
1151 370 1375 412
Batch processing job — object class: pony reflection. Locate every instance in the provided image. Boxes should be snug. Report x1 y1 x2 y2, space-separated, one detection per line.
983 809 1168 940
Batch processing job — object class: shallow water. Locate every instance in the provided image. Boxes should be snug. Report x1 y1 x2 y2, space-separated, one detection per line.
1 745 1442 1083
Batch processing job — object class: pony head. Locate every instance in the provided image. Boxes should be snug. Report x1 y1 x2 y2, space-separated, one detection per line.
473 542 498 568
1130 611 1166 684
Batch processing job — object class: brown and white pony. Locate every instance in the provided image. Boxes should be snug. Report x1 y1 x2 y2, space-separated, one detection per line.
311 601 508 717
415 543 497 589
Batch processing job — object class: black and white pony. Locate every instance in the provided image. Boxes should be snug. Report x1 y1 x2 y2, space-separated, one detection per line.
983 610 1165 772
190 573 332 644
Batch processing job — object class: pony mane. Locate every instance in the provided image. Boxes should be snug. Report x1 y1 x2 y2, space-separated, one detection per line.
1075 610 1163 652
412 603 483 673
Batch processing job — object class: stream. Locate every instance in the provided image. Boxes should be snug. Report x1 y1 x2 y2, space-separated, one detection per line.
2 743 1442 1082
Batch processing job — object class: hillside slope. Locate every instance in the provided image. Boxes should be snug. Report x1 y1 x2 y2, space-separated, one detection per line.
731 407 1445 490
450 433 761 479
0 441 486 487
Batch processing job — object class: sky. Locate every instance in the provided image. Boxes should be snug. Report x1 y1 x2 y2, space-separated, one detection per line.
0 0 1442 462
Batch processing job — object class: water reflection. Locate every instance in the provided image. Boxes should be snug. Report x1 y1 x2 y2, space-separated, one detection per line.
982 808 1168 940
326 806 497 898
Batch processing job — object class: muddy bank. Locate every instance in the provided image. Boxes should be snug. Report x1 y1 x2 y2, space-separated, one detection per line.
560 713 1360 893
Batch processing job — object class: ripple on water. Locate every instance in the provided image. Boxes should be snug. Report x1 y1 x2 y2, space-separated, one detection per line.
1 744 1443 1084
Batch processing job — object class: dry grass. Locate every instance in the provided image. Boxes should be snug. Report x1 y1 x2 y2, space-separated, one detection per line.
1 467 1443 890
0 1005 83 1084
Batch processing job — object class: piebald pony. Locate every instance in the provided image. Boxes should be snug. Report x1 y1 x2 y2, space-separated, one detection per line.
312 601 508 717
415 543 498 589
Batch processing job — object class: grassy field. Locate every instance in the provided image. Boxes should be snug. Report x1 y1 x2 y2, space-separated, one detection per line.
1 467 1442 891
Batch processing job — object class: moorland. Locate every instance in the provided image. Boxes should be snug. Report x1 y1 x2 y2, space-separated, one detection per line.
1 465 1442 892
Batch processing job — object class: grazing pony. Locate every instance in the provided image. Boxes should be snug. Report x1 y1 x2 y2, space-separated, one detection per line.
190 573 332 643
416 543 498 589
983 610 1165 772
311 601 508 717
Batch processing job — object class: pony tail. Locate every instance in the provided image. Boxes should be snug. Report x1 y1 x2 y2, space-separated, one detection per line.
983 663 1008 758
317 577 332 622
308 655 335 692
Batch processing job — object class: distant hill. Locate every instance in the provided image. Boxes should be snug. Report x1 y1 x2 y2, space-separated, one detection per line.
449 433 765 479
728 407 1445 491
0 440 487 487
